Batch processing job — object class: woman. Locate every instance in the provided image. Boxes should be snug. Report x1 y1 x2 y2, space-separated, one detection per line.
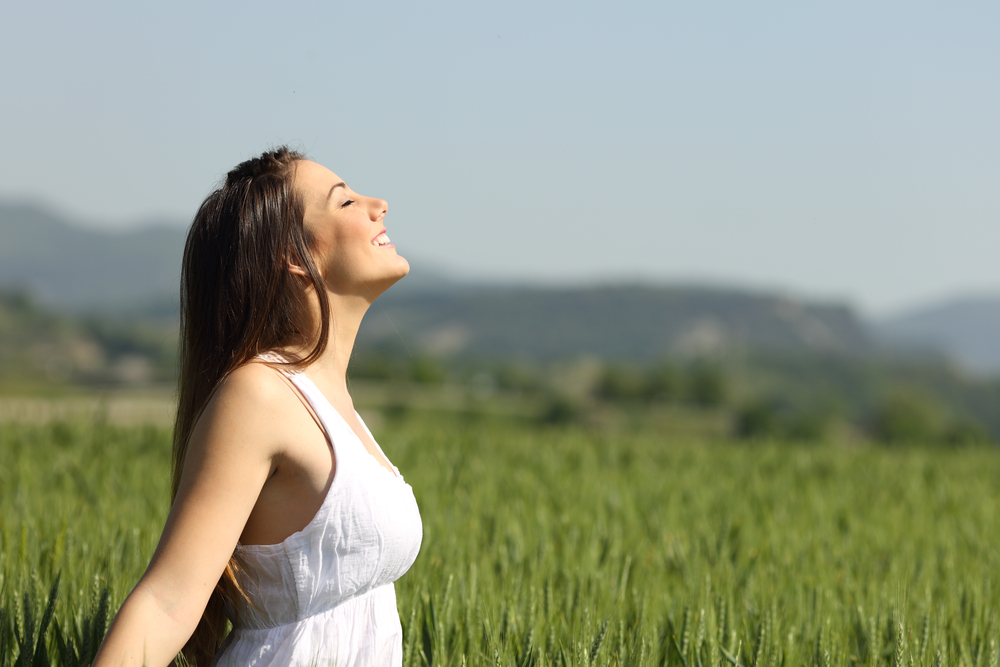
93 148 423 667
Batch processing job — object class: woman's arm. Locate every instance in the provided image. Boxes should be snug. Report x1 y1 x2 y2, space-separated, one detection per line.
93 365 289 667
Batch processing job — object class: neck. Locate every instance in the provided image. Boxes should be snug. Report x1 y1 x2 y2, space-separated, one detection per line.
284 290 374 395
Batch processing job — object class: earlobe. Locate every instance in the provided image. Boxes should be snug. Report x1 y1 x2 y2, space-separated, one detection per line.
286 249 310 278
287 260 309 278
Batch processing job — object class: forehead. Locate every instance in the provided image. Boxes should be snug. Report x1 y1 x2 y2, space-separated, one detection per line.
294 160 344 203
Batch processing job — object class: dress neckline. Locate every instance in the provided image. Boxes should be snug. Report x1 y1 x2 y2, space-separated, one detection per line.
255 352 401 478
289 372 401 479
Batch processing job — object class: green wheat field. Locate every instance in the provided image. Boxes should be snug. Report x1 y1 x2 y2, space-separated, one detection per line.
1 408 999 666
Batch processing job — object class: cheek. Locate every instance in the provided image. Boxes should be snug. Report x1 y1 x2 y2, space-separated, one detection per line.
305 235 342 276
345 224 377 258
317 232 371 276
307 221 374 279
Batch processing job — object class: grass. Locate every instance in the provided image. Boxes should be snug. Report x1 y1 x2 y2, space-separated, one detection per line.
1 410 999 665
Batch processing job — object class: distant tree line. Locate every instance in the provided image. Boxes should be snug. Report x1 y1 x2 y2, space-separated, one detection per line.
3 287 997 447
0 288 176 388
347 347 999 446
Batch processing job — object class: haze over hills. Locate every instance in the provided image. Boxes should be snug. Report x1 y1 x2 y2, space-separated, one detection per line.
1 200 997 374
875 297 1000 376
366 283 875 361
0 202 185 312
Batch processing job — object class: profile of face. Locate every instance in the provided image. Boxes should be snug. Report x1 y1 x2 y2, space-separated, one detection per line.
293 160 410 297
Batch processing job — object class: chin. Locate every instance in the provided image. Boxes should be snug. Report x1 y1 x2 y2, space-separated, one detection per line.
394 255 411 279
366 256 410 300
385 258 410 289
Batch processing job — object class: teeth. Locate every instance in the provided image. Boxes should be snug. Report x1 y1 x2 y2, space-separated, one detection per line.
373 232 391 246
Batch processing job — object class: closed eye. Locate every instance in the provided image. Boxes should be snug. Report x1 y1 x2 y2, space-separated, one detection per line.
340 199 355 208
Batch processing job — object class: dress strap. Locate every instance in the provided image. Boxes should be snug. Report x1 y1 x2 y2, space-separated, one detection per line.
254 352 335 448
255 353 339 431
255 351 298 373
253 352 398 477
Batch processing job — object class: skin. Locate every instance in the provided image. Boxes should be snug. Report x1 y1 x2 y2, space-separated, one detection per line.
92 160 410 666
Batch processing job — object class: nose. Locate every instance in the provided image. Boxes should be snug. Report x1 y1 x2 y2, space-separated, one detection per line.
367 197 388 222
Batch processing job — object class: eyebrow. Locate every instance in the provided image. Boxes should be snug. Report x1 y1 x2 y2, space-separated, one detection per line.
327 182 347 201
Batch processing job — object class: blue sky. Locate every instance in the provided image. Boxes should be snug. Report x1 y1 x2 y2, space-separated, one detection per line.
2 0 997 314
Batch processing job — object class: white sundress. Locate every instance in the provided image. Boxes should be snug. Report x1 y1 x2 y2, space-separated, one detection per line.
213 359 423 667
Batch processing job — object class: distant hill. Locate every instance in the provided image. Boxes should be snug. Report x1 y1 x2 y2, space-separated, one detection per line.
0 289 177 388
2 200 998 375
0 201 186 310
361 282 875 361
875 296 1000 376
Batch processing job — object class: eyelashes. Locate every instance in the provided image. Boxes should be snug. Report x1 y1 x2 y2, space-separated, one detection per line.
340 199 355 208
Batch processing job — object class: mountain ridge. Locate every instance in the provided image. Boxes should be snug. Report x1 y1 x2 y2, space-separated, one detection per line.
0 201 186 310
874 296 1000 375
1 200 996 373
363 283 875 361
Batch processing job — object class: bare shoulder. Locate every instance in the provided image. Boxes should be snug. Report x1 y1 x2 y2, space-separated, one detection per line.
211 361 302 418
216 360 296 405
190 361 301 461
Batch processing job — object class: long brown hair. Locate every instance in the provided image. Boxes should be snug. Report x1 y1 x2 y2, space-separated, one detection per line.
173 147 330 665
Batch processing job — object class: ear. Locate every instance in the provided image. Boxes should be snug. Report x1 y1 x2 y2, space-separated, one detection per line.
287 258 309 278
286 249 313 280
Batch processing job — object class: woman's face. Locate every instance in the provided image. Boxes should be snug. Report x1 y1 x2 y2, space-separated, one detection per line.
294 160 409 296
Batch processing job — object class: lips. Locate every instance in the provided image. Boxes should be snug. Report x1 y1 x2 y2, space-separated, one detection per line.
372 230 392 246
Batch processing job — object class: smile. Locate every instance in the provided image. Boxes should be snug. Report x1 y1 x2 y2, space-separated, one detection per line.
372 231 392 247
